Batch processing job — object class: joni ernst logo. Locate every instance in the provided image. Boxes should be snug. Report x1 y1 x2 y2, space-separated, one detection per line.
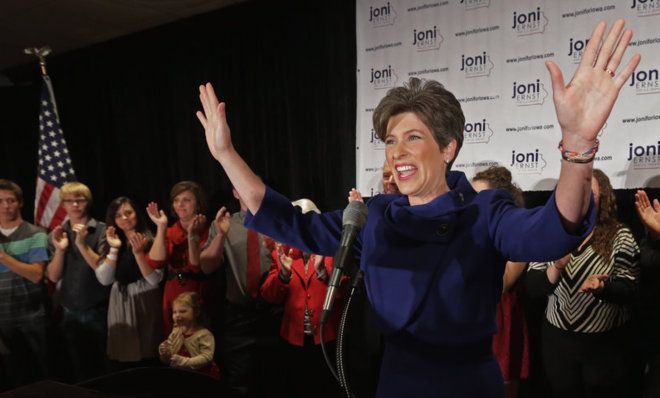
628 141 660 169
368 128 385 149
629 67 660 95
512 7 548 36
510 148 547 174
512 79 548 106
368 2 397 27
460 51 494 78
568 37 590 64
369 65 398 90
412 26 444 51
463 119 494 144
460 0 490 10
632 0 660 17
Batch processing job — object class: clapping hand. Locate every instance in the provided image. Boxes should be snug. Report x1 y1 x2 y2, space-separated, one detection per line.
72 223 88 247
187 214 207 239
128 232 148 255
106 226 122 249
635 190 660 239
579 274 608 294
146 202 168 228
214 207 231 236
276 243 294 274
51 225 69 251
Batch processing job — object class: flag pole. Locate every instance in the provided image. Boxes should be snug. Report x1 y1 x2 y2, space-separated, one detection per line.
23 46 51 76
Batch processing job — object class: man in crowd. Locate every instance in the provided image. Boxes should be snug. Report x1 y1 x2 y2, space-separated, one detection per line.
46 181 109 382
0 179 51 390
201 187 280 397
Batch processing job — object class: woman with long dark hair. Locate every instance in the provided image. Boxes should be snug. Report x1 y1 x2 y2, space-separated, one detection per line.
526 170 640 398
95 196 163 367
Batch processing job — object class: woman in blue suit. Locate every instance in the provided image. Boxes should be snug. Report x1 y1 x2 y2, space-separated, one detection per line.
195 20 639 398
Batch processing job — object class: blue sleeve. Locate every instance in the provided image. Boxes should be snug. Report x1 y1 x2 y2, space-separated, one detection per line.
488 190 596 262
245 186 356 257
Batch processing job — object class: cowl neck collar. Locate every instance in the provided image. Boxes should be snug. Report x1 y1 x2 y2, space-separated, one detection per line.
382 171 477 242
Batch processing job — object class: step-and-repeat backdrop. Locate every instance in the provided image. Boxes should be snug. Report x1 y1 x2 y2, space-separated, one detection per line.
356 0 660 195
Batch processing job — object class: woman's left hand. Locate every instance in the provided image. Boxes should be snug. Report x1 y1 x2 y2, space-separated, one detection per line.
547 19 640 149
579 274 608 294
128 232 148 255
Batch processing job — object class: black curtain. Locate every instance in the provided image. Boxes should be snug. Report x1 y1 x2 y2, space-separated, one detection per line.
2 0 357 219
1 0 658 239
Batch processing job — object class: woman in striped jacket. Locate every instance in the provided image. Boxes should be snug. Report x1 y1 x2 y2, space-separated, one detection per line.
526 169 640 398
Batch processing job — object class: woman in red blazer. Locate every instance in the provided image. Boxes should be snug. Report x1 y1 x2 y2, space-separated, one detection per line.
260 199 344 398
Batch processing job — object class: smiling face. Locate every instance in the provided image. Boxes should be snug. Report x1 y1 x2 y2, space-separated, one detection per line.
384 112 456 205
172 190 197 222
172 301 194 328
114 202 137 233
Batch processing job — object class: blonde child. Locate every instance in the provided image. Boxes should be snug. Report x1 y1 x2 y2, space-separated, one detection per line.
158 292 219 379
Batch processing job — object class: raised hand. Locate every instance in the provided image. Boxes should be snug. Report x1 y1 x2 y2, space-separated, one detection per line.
72 223 88 247
128 232 148 255
196 83 233 162
348 188 364 204
635 190 660 238
276 243 293 273
547 19 640 149
187 214 207 238
51 225 69 251
106 226 122 249
579 274 608 294
214 207 231 236
146 202 168 228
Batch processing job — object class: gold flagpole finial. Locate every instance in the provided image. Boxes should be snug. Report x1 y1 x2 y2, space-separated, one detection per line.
24 46 52 76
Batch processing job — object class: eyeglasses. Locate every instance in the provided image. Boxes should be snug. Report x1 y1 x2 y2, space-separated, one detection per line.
62 199 88 205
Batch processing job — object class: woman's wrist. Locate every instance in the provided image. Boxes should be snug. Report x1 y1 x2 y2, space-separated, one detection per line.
107 247 119 261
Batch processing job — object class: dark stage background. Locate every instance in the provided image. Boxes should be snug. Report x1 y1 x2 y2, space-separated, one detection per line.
2 0 357 220
1 0 658 235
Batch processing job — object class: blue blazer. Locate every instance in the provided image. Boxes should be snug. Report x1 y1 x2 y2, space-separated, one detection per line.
246 171 595 397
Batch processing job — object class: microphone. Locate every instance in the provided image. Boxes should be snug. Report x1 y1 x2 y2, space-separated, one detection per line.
320 200 368 325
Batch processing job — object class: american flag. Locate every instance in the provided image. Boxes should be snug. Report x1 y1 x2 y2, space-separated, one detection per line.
34 75 76 230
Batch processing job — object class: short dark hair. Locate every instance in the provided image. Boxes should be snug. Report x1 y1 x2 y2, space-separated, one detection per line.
0 179 23 205
373 77 465 169
170 181 207 216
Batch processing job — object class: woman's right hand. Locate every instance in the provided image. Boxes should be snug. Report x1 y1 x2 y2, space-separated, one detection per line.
106 226 122 249
276 243 293 274
196 83 233 162
146 202 168 228
51 225 69 251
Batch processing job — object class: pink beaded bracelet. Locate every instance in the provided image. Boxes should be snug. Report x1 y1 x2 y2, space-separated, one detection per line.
558 139 599 163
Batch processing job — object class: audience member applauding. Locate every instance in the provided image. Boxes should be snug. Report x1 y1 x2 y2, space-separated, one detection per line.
46 181 109 382
94 197 163 368
526 170 640 398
